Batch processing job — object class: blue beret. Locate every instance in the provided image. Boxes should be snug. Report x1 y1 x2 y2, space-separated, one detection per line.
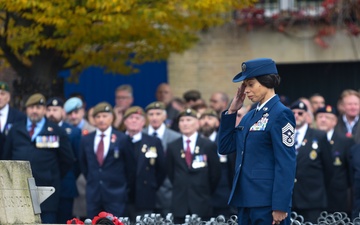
316 105 337 116
64 97 83 113
46 97 64 107
290 100 308 111
233 58 278 83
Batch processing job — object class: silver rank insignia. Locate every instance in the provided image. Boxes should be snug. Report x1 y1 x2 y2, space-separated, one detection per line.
282 123 295 147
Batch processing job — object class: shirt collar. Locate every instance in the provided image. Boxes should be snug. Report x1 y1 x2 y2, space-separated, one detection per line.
183 132 198 143
256 94 276 111
148 123 166 137
96 126 112 137
0 104 9 115
27 117 45 129
127 131 142 143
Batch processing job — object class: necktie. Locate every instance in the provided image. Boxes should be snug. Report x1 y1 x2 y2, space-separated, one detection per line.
96 134 105 166
152 131 157 137
29 123 36 138
185 139 192 168
294 131 299 149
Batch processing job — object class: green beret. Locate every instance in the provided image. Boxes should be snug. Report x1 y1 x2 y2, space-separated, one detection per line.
0 82 9 92
145 101 165 112
200 109 219 119
25 93 46 107
123 106 145 120
178 108 198 119
92 102 113 117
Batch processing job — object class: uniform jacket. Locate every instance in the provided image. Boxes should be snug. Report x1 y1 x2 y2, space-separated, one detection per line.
60 122 82 198
2 118 75 212
0 107 25 158
143 126 181 211
79 128 135 212
292 127 334 209
218 95 296 212
327 131 354 212
128 133 166 210
350 144 360 218
167 134 221 218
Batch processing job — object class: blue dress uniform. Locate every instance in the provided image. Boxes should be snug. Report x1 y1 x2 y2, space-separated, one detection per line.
218 95 296 223
218 58 296 225
2 117 75 222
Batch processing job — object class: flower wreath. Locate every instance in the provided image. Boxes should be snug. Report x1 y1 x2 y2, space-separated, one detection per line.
67 211 124 225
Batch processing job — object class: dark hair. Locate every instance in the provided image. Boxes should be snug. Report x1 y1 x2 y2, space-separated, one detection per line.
256 74 281 88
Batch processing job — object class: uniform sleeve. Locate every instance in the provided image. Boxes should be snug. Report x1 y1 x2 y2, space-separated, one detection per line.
217 112 238 155
2 126 14 159
318 132 334 189
79 137 88 177
206 141 221 193
270 109 297 212
57 127 76 178
166 143 175 183
154 137 166 189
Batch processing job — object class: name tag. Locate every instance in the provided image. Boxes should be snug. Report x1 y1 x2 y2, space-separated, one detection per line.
36 135 60 148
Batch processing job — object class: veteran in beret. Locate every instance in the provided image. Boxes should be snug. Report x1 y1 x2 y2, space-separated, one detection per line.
79 102 136 218
166 108 221 223
121 106 166 220
143 101 181 216
2 93 75 224
217 58 297 225
315 105 354 215
46 97 82 223
290 100 334 223
0 81 25 158
64 96 96 219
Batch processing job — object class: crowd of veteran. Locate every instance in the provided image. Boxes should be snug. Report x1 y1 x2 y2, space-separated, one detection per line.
0 65 359 224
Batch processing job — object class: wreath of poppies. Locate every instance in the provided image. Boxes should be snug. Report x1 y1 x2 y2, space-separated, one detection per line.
67 211 124 225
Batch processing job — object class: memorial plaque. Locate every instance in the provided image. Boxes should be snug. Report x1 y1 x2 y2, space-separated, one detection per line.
0 160 41 224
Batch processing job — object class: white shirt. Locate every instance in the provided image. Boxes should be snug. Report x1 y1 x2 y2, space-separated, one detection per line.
209 131 217 142
327 129 334 142
148 123 166 139
129 131 142 143
94 127 112 158
342 114 359 133
0 104 9 132
295 123 308 149
182 132 198 154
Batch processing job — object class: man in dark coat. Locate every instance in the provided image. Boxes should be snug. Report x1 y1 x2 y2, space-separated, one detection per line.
79 102 135 218
123 106 166 220
46 97 82 223
167 108 221 223
2 93 75 224
0 81 26 158
291 100 334 223
315 105 355 215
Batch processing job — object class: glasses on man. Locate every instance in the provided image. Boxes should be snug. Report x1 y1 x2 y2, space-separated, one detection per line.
293 111 304 116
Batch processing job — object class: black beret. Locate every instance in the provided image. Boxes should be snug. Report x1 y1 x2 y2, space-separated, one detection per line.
46 97 64 107
316 105 337 116
0 81 9 92
290 100 308 111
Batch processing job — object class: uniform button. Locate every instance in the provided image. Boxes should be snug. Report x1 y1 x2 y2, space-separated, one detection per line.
99 169 102 172
294 178 297 183
99 180 103 185
146 167 149 170
241 151 244 155
144 181 147 185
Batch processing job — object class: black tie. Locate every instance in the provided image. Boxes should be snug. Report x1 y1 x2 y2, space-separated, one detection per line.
152 131 158 137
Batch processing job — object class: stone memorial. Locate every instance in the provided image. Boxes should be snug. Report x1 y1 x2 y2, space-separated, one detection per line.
0 160 54 225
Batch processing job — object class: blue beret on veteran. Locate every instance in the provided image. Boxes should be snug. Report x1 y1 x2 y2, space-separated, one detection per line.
145 101 166 112
290 100 308 111
178 108 198 119
64 97 83 114
25 93 46 107
123 106 146 120
316 105 337 116
92 102 113 117
0 81 9 92
233 58 278 83
46 97 64 107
